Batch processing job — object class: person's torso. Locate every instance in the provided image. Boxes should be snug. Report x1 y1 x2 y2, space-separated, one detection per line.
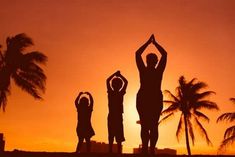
77 108 92 125
139 68 163 92
108 91 124 114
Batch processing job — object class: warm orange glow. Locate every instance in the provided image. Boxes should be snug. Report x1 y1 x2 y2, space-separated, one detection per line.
0 0 235 155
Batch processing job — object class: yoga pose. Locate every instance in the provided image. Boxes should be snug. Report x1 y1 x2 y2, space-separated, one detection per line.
136 35 167 154
106 71 128 153
75 92 95 153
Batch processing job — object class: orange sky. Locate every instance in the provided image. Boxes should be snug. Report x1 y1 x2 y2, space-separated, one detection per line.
0 0 235 155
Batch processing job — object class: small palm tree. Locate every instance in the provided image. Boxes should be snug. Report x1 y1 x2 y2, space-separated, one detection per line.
160 76 219 156
217 98 235 151
0 33 47 111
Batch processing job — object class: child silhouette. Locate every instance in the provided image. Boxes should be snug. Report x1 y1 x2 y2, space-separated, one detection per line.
75 92 95 153
106 71 128 153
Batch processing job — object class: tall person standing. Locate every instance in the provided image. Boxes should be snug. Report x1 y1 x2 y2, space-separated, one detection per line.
135 34 167 154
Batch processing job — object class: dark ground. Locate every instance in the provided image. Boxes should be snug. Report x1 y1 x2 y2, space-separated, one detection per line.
1 152 235 157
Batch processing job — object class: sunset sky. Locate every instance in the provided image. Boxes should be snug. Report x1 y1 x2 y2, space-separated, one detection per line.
0 0 235 155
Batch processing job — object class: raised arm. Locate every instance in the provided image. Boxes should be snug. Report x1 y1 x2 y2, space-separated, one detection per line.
153 36 167 73
106 71 119 91
75 92 83 107
85 92 93 109
117 72 128 93
136 35 153 71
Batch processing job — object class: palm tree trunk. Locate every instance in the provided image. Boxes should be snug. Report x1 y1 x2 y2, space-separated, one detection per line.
184 114 191 156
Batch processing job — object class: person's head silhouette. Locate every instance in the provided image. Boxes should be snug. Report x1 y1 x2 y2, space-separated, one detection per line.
146 53 158 68
111 77 123 91
79 97 89 108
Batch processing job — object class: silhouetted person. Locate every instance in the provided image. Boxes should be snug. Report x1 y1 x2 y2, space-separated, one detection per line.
136 35 167 154
106 71 128 153
75 92 95 153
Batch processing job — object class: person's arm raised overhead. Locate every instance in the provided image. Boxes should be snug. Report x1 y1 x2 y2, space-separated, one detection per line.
136 35 153 71
106 71 120 91
75 92 83 107
152 35 167 73
85 92 94 110
118 72 128 93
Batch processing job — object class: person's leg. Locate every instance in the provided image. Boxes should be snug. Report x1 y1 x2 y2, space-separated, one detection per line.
141 123 149 154
150 125 158 155
76 137 84 153
150 108 162 155
108 136 114 153
137 96 150 154
117 142 122 154
85 137 91 153
108 114 115 153
116 114 124 154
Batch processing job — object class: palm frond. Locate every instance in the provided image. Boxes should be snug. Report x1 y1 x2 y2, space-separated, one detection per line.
15 71 46 92
0 90 9 111
224 125 235 139
176 86 183 101
194 118 212 146
194 91 216 101
193 110 210 122
21 61 45 76
187 118 195 145
159 113 174 124
195 100 219 110
13 73 42 99
161 102 180 115
190 81 207 93
6 33 33 51
19 62 46 91
188 77 197 86
176 114 184 142
0 68 11 111
164 90 180 103
230 98 235 104
178 76 187 87
24 51 47 64
217 113 235 123
218 135 235 151
163 100 177 104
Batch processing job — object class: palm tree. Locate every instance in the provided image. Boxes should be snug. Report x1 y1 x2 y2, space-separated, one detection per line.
0 33 47 111
216 98 235 151
160 76 219 156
